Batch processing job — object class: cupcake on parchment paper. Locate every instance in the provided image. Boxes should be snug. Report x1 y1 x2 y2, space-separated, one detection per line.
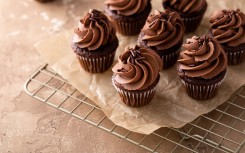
162 0 207 33
71 9 119 73
177 35 227 100
104 0 152 35
138 10 184 69
112 45 163 107
209 9 245 65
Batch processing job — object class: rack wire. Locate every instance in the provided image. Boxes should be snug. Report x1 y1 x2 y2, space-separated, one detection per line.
24 64 245 153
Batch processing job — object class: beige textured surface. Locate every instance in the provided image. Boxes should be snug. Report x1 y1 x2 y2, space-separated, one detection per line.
0 0 148 152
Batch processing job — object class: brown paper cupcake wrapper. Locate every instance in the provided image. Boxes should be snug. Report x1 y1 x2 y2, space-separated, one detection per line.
181 77 225 100
182 14 205 33
106 3 151 36
112 77 159 107
77 52 115 73
138 32 183 69
111 18 147 36
162 3 207 33
160 50 180 69
226 49 245 65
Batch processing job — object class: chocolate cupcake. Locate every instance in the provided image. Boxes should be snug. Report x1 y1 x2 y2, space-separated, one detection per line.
162 0 207 33
112 45 163 107
209 9 245 65
71 9 119 73
177 35 227 100
105 0 152 35
138 10 184 69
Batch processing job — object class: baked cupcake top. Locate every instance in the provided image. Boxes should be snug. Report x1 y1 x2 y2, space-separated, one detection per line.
112 45 163 90
178 35 227 79
141 10 184 50
209 9 245 47
163 0 207 14
105 0 149 16
73 9 116 51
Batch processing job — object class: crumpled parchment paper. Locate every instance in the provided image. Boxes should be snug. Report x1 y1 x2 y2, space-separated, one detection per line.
34 0 245 134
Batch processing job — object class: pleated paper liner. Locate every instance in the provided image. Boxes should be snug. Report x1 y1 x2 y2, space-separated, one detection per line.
73 38 118 73
222 44 245 65
138 35 183 69
180 70 226 100
105 3 151 35
163 3 207 33
77 52 115 73
112 75 160 107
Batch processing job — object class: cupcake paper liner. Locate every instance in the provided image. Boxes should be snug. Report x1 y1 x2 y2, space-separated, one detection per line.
73 38 119 73
138 33 183 69
182 14 205 33
112 19 147 36
163 3 207 33
181 76 225 100
77 52 115 73
209 32 245 65
159 50 180 69
225 49 245 65
105 3 151 36
112 76 159 107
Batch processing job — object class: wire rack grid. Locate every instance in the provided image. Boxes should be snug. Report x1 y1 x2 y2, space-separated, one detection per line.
24 64 245 153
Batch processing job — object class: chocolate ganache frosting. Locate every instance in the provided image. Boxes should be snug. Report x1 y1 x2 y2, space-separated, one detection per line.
112 45 163 90
141 10 184 50
178 36 227 79
104 0 149 16
210 9 245 47
73 9 116 51
163 0 207 14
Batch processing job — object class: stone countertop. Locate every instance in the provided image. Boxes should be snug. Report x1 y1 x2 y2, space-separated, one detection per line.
1 0 245 153
0 0 147 152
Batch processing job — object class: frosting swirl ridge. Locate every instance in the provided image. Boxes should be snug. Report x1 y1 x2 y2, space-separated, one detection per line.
210 9 245 47
112 45 162 90
178 36 227 79
105 0 148 16
141 10 184 50
73 9 116 51
163 0 207 14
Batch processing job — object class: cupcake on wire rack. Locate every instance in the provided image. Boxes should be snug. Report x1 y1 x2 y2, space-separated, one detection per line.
112 45 163 107
105 0 152 35
71 9 119 73
138 9 185 69
162 0 207 33
209 9 245 65
177 35 227 100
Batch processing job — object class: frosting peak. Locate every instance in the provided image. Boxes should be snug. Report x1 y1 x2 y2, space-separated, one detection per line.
178 35 227 79
112 45 162 90
105 0 149 16
141 10 184 50
209 9 245 47
73 9 116 51
163 0 207 14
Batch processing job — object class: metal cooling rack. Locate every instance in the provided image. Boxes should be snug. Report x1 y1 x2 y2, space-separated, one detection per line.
24 64 245 153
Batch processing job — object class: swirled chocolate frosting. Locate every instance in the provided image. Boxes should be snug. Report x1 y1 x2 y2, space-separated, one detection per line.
210 9 245 47
141 10 184 50
105 0 148 16
178 36 227 79
73 9 116 51
112 45 163 90
163 0 207 14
